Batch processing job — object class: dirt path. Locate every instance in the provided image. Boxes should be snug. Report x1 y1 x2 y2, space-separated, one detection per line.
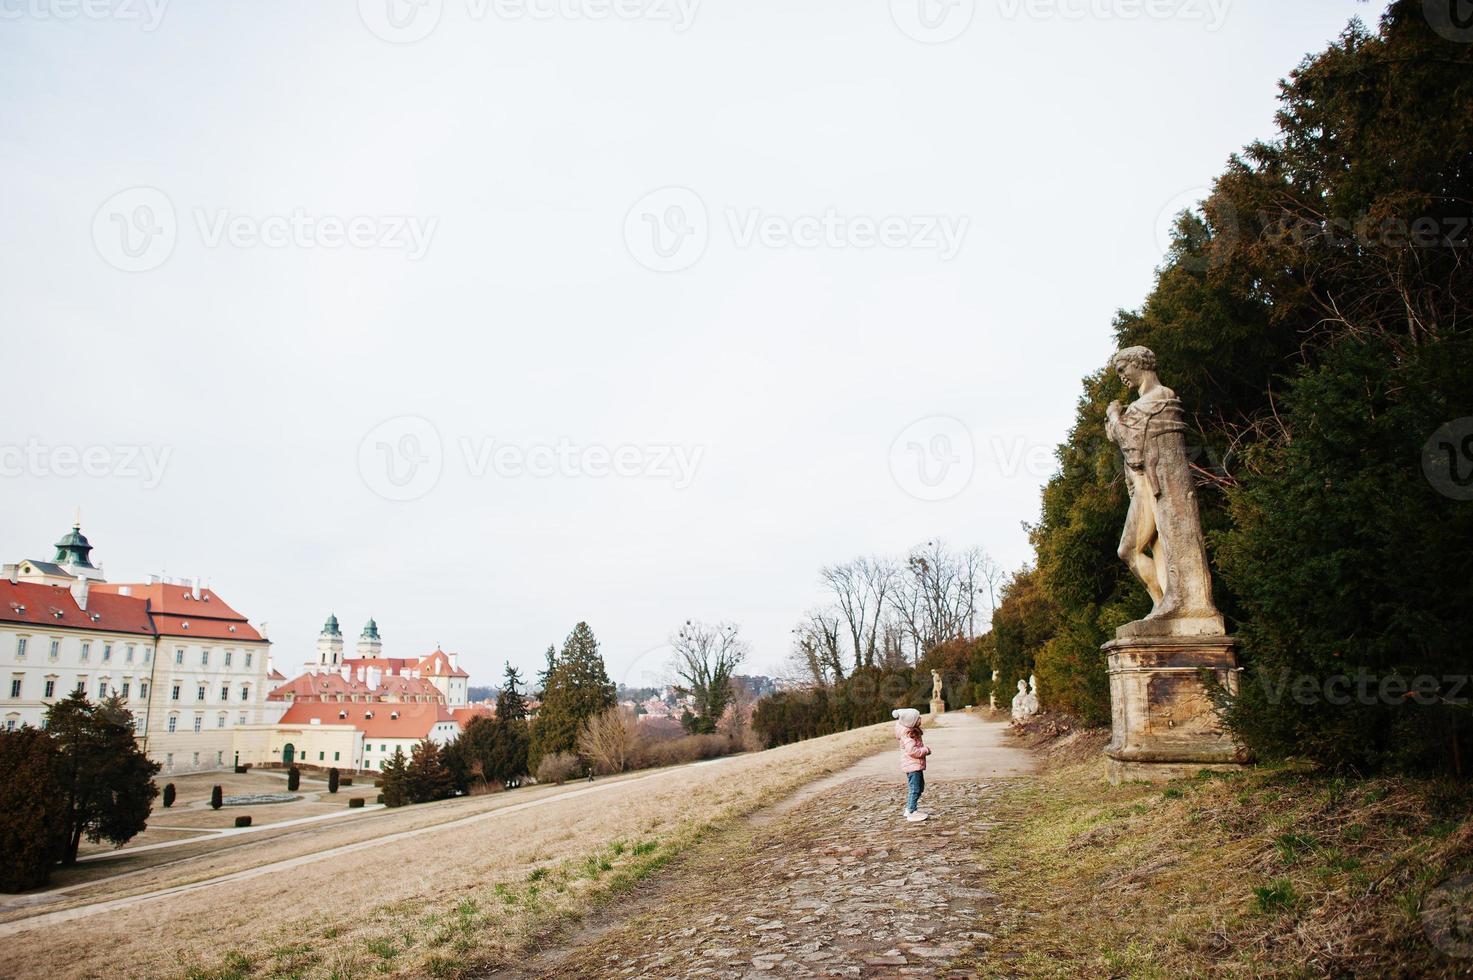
505 711 1033 978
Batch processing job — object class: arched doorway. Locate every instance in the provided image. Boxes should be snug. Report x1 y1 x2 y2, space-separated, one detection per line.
282 743 295 765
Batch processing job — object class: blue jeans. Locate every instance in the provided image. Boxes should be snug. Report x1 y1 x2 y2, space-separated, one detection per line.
906 770 925 813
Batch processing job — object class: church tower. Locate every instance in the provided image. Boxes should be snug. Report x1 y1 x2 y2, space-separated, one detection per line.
316 613 344 669
356 618 383 660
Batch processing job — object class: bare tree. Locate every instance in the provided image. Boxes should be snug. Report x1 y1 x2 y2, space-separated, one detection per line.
821 556 897 672
670 620 749 732
791 608 845 685
577 706 641 775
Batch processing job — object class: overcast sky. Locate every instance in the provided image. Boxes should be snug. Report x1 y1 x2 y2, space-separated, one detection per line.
1 0 1390 689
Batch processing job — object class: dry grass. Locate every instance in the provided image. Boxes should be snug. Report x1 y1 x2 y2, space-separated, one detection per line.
957 746 1473 977
0 722 891 979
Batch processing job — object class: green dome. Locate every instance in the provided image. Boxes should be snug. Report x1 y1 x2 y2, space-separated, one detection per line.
361 618 380 640
322 613 342 637
53 523 95 568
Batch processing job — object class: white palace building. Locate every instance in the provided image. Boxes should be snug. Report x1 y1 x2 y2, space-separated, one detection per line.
1 521 487 775
0 522 272 774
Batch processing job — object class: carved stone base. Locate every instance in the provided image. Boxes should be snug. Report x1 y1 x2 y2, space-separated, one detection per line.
1104 635 1251 785
929 698 945 716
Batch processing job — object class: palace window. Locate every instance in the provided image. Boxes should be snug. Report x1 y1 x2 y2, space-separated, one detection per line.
174 649 184 665
49 639 60 660
9 678 21 698
201 650 209 667
238 713 246 725
171 684 181 701
140 682 149 699
244 652 253 668
167 716 177 733
220 684 229 701
76 678 86 694
196 685 206 702
217 713 226 729
97 681 107 699
80 642 91 661
240 684 250 701
134 717 144 734
126 645 135 663
193 716 202 733
43 679 55 698
14 637 26 658
165 753 173 769
224 650 233 667
121 682 130 699
143 648 151 663
103 644 112 662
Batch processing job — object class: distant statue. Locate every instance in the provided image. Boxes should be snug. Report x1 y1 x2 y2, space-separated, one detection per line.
1011 678 1039 722
989 670 999 711
1105 346 1225 638
929 669 946 715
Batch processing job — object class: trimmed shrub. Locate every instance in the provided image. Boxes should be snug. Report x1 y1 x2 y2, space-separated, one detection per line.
162 783 176 808
233 765 247 774
348 797 364 808
328 767 340 794
535 751 580 785
286 767 300 792
375 794 385 804
0 727 64 892
210 785 223 810
340 777 353 786
233 815 252 828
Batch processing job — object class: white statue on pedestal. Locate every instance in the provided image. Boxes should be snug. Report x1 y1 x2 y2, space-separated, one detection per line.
1011 677 1039 722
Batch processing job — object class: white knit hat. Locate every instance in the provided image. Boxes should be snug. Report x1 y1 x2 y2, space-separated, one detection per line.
892 707 921 728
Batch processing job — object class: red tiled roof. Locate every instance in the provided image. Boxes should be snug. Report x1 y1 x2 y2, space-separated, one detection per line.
279 700 457 739
91 582 265 642
0 581 154 635
453 704 496 727
418 649 469 678
268 667 287 681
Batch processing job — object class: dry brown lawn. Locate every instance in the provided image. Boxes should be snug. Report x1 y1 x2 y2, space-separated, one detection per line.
0 723 892 979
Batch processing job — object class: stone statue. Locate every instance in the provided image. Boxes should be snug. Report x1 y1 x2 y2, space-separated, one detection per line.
1105 346 1225 638
1011 678 1039 722
929 669 946 716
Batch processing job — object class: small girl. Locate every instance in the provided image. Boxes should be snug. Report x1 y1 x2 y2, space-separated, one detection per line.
892 708 932 822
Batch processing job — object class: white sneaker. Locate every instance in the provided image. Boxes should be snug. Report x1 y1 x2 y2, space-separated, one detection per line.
906 811 930 822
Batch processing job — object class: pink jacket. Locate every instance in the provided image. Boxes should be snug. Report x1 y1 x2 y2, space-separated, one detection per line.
895 721 931 773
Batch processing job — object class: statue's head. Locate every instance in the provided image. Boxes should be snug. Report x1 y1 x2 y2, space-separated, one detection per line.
1017 679 1027 693
1111 346 1157 387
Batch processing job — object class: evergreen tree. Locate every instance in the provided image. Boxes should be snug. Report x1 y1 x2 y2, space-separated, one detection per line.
405 739 454 803
47 692 159 865
491 663 531 786
379 747 410 807
0 727 64 891
210 785 223 810
529 624 615 767
327 768 340 794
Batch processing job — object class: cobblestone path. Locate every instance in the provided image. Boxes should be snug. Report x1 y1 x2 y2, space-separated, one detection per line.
521 713 1031 978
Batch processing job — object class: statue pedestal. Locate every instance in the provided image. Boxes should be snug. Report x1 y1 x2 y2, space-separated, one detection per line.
929 698 945 716
1104 635 1251 784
